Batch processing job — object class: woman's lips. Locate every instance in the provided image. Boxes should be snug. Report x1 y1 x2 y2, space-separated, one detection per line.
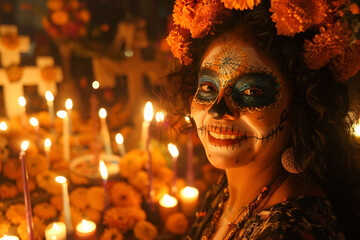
207 130 251 145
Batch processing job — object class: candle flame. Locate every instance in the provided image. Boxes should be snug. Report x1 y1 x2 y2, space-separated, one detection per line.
180 186 199 198
0 121 7 131
144 101 153 122
353 122 360 137
56 110 67 119
29 117 39 127
115 133 124 144
92 81 100 89
65 98 73 110
168 143 179 158
155 111 165 122
44 138 51 148
45 91 54 102
185 116 191 123
99 108 107 119
53 222 59 230
21 141 29 151
159 194 178 207
99 159 108 180
18 96 26 107
55 176 67 184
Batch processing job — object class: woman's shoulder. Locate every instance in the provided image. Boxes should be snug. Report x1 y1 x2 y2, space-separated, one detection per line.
242 196 346 240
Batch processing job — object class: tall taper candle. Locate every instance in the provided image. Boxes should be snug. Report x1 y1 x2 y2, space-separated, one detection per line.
168 143 179 195
18 96 27 129
45 91 55 128
99 159 109 211
55 176 73 236
115 133 126 156
19 141 34 240
65 98 73 134
99 108 112 154
57 111 70 162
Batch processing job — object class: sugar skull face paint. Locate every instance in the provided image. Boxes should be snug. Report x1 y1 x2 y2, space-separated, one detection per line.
191 33 292 169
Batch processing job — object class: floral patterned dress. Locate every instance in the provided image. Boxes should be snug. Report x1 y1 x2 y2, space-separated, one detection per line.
186 175 345 240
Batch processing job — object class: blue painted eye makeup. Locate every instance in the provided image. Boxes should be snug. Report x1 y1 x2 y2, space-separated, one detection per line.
194 75 220 104
230 71 280 110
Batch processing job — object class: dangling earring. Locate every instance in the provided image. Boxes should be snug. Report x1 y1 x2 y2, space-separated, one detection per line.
281 147 302 174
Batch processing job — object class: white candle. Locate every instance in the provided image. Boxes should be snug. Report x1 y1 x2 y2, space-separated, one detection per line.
45 222 66 240
168 143 179 195
0 121 8 131
57 110 70 162
29 117 40 148
65 98 73 134
179 186 199 217
19 141 34 240
0 235 20 240
141 102 153 150
99 159 109 210
158 194 178 222
44 138 51 162
75 219 96 240
99 108 112 155
45 91 55 128
18 96 27 128
55 176 72 236
115 133 126 156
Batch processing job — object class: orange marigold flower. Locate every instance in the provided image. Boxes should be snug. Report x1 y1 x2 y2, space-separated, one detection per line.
330 41 360 82
349 2 360 14
270 0 329 37
166 27 193 65
172 0 196 29
190 0 225 38
221 0 261 10
304 21 352 69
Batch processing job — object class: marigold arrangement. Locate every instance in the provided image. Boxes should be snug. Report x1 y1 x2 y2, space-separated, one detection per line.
167 0 360 82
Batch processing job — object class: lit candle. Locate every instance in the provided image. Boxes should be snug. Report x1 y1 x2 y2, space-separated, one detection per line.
99 108 112 155
158 194 178 222
155 111 165 124
179 186 199 217
44 138 51 162
45 222 66 240
99 159 109 211
55 176 72 236
18 96 27 128
142 102 154 206
65 98 73 134
141 101 153 150
0 121 8 131
168 143 179 195
115 133 126 156
0 235 20 240
29 117 40 148
45 91 55 128
352 121 360 143
19 141 34 240
92 80 100 90
75 219 96 240
57 110 70 162
185 116 194 184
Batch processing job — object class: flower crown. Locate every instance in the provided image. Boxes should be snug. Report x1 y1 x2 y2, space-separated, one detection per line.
166 0 360 82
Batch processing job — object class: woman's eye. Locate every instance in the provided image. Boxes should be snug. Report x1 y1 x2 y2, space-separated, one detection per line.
199 83 218 93
241 88 263 96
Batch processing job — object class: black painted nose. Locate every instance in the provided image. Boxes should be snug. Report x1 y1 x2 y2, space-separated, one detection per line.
208 98 233 119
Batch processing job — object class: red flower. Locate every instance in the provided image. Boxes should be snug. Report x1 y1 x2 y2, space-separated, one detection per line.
221 0 261 10
304 21 352 69
270 0 330 37
172 0 196 30
166 27 193 65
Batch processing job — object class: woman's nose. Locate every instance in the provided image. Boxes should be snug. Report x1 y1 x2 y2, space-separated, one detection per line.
208 98 236 119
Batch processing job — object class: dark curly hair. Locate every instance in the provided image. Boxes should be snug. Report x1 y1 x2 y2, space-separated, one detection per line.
156 1 360 238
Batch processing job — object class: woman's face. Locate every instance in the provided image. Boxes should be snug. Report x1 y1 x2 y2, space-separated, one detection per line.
191 33 292 169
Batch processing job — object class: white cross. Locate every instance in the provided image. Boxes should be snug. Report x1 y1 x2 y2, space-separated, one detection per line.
0 56 63 118
0 25 30 67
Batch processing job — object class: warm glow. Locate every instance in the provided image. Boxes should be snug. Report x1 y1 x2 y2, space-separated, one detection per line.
56 110 67 119
99 159 108 180
45 91 54 102
29 117 39 127
354 122 360 137
92 81 100 89
44 138 52 149
55 176 67 184
53 222 60 230
99 108 107 119
144 101 153 122
159 194 178 208
65 98 73 110
168 143 179 158
21 141 29 151
18 96 26 107
0 121 7 131
0 235 19 240
155 111 165 122
76 219 96 234
115 133 124 144
185 116 191 123
180 186 199 199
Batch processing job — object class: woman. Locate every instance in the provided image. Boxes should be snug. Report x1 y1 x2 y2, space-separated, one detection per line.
157 0 360 239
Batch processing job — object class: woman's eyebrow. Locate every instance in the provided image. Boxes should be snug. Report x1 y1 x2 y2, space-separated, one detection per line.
198 67 218 78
